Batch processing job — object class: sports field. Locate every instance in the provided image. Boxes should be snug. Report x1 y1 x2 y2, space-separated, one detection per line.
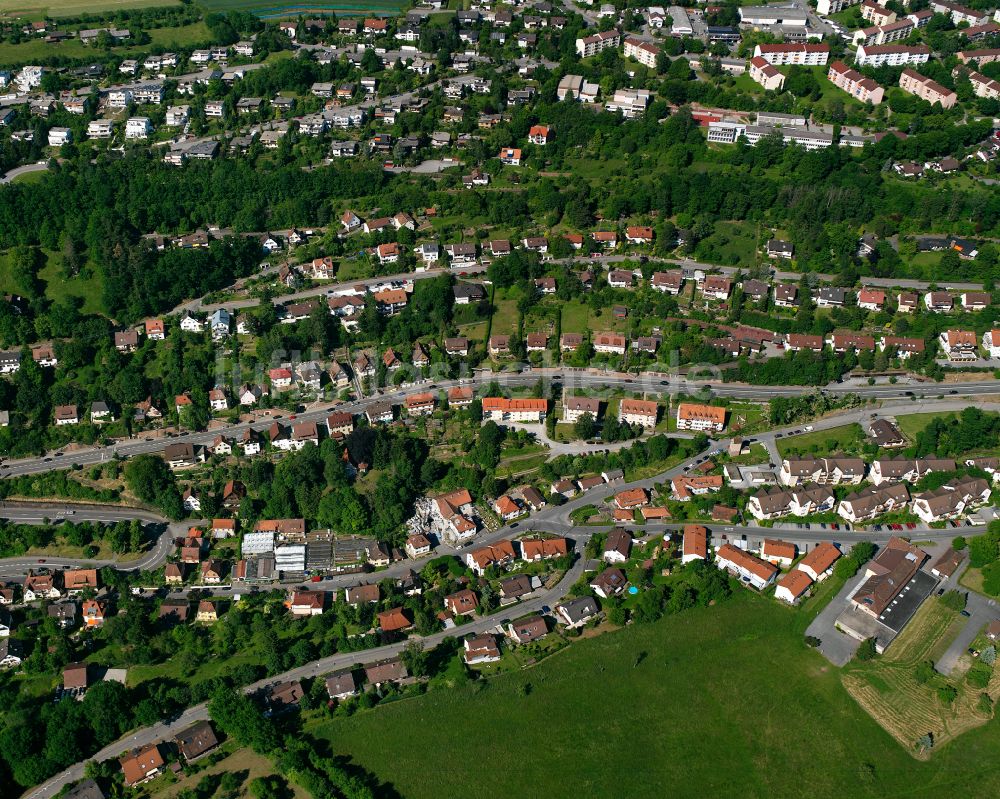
199 0 406 18
0 0 178 18
306 595 1000 799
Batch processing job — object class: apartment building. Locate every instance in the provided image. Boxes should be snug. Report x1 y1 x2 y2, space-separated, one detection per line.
753 43 829 66
860 0 896 25
930 0 990 26
623 37 659 68
619 399 659 428
967 69 1000 99
939 329 979 361
827 61 885 103
899 69 957 108
749 56 784 91
855 44 930 67
675 403 726 432
854 17 914 46
575 30 620 58
817 0 859 14
481 397 548 423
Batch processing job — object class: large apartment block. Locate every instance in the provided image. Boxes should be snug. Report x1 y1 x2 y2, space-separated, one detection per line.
623 37 659 69
957 48 1000 65
860 0 896 25
966 68 1000 99
855 44 930 68
817 0 859 15
853 18 913 46
749 56 784 91
576 30 620 58
827 61 885 104
930 0 991 26
898 69 958 108
753 43 829 66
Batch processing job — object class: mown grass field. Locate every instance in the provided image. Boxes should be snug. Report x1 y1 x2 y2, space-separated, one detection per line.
842 598 998 754
895 411 960 441
0 0 178 17
559 298 628 335
777 423 864 457
199 0 406 18
306 595 1000 799
0 21 210 64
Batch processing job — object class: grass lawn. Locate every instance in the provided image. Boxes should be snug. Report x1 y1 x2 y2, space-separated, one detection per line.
0 250 105 315
336 258 372 283
842 597 995 754
0 0 178 16
147 743 308 799
777 423 864 457
559 299 628 336
960 566 985 594
895 412 959 441
199 0 406 16
693 220 758 268
39 259 105 315
0 21 208 64
489 298 520 337
305 594 1000 798
726 401 767 435
10 169 46 185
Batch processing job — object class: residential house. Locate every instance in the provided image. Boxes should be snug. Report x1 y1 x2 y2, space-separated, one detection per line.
590 567 628 598
798 542 841 581
175 721 220 763
506 615 549 644
464 634 501 664
120 745 165 786
775 570 813 604
556 596 599 628
676 403 726 432
715 544 778 590
603 528 632 563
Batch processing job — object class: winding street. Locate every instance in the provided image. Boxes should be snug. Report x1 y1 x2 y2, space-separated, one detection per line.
0 502 182 577
0 162 49 185
20 556 586 799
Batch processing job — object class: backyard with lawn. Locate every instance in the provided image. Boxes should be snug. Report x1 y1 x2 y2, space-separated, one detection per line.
777 423 865 458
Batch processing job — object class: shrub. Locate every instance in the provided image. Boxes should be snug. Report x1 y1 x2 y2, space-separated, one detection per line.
937 684 958 705
914 660 936 685
967 663 992 689
939 590 966 612
855 637 877 662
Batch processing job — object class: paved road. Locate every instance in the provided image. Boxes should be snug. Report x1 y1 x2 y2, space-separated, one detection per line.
936 560 1000 675
2 372 997 479
184 249 990 318
804 569 870 666
21 553 587 799
0 501 182 576
1 162 48 184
